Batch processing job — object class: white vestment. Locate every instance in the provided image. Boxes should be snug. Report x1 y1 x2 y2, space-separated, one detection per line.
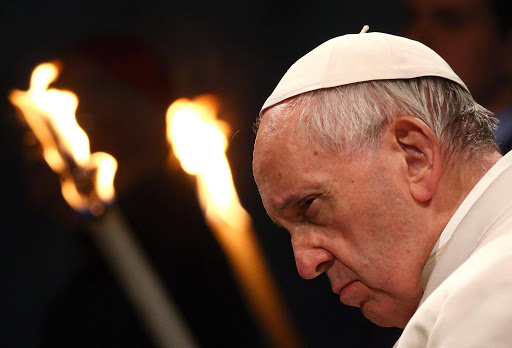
395 151 512 347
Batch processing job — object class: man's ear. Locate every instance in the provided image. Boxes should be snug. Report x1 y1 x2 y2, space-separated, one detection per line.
387 115 442 203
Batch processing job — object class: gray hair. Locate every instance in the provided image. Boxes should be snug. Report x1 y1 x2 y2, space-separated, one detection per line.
257 77 498 160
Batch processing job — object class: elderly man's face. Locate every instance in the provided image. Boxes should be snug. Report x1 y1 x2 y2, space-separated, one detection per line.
253 109 430 328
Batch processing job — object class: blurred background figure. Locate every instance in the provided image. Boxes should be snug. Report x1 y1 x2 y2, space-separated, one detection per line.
401 0 512 154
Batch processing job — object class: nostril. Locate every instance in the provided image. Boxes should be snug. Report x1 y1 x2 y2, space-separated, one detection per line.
292 239 335 279
316 259 334 274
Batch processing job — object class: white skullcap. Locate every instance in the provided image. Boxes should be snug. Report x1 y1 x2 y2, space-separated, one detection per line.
261 26 468 114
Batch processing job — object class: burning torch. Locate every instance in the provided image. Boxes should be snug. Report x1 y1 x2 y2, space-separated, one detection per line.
166 95 300 348
9 62 198 348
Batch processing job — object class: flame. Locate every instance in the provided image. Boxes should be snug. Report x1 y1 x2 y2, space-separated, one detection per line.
9 62 117 215
166 96 249 231
166 96 298 348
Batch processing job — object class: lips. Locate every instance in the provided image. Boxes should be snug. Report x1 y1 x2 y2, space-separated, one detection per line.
332 279 357 295
335 280 364 307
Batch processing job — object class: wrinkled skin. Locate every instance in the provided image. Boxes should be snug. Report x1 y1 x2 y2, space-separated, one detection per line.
252 111 440 328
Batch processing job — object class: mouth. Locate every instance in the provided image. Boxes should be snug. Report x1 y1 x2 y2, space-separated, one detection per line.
336 280 363 307
332 280 357 295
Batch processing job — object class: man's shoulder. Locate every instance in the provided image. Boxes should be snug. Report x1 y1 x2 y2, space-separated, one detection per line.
426 229 512 312
396 232 512 347
446 232 512 295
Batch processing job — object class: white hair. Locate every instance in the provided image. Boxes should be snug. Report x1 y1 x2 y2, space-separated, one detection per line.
258 77 498 160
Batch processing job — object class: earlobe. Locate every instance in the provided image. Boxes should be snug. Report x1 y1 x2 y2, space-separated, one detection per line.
392 116 441 203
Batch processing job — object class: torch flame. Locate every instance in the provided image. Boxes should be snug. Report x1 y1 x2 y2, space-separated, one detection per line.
166 96 249 231
166 96 298 348
9 62 117 215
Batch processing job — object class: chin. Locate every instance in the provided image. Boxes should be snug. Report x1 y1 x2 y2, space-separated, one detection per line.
361 301 411 328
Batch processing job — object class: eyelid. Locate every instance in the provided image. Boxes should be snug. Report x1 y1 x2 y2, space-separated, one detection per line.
301 196 313 205
298 196 315 209
301 196 320 221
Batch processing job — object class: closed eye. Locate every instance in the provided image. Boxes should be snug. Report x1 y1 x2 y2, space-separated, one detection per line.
300 196 320 221
302 197 315 209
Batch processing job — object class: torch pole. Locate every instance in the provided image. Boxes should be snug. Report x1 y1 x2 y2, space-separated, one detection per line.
207 216 300 348
87 206 199 348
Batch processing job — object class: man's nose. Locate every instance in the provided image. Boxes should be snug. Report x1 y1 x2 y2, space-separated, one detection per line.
291 235 334 279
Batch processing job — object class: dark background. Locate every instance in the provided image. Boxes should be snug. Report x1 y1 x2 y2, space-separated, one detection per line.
0 1 405 347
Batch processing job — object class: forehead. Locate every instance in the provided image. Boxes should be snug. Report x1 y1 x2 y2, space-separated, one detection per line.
255 103 296 154
255 110 306 170
253 99 354 183
255 103 298 141
253 107 349 202
253 109 305 178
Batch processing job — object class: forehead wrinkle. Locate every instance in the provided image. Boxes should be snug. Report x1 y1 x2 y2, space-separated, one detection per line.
258 99 304 138
253 106 304 177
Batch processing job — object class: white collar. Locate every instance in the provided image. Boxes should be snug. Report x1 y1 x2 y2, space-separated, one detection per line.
420 151 512 290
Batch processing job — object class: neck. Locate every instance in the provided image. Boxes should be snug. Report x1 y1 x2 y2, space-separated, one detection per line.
426 150 502 253
420 150 503 289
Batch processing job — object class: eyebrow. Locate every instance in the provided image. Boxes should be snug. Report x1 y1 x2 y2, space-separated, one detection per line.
264 194 302 229
273 190 321 228
277 193 304 211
